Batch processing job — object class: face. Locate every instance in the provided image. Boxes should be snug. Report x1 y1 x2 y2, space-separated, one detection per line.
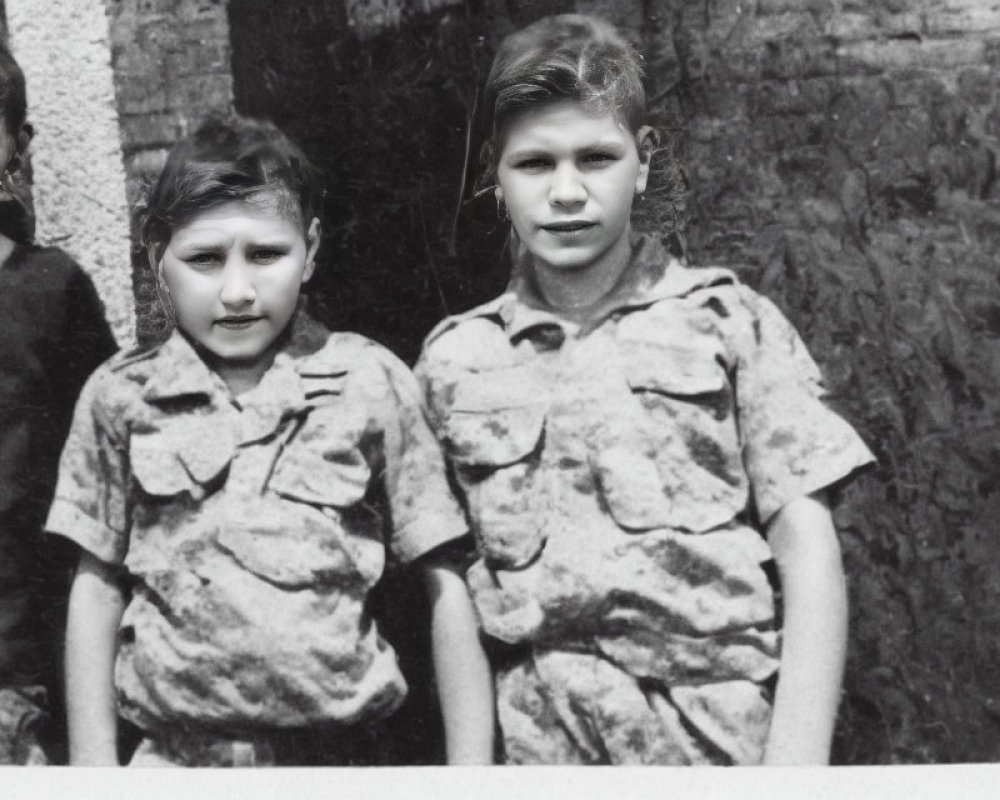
157 192 319 375
495 99 652 279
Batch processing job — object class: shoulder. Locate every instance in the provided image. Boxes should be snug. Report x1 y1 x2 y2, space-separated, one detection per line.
419 294 512 369
94 343 164 404
65 344 162 436
304 328 422 405
305 327 409 377
15 244 86 278
659 265 785 338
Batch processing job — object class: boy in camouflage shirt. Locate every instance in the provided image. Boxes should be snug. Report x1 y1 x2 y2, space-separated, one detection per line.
49 116 492 766
417 14 873 765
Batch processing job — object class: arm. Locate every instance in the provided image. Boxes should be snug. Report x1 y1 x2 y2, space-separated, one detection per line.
422 559 495 764
65 549 126 765
763 490 847 765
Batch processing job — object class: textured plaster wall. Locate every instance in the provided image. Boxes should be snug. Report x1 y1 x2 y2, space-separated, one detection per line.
6 0 134 345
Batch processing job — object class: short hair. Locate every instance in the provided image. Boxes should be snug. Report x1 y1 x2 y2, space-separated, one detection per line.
478 14 647 187
0 43 27 137
138 115 323 262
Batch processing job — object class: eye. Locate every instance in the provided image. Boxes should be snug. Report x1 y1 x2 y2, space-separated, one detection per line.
581 151 617 167
184 252 222 269
250 247 288 264
512 157 551 172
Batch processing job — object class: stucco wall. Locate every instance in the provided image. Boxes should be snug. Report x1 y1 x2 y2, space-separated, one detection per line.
6 0 134 345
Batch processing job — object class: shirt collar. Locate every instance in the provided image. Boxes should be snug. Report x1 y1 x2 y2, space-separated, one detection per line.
498 232 736 340
142 311 346 407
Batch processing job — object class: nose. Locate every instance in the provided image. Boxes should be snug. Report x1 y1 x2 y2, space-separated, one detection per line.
218 257 256 307
549 163 587 207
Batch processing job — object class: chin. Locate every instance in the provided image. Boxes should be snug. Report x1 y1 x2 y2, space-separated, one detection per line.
538 252 600 272
202 338 272 365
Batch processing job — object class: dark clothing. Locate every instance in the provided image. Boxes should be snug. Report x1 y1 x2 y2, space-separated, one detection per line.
0 244 116 763
0 245 117 520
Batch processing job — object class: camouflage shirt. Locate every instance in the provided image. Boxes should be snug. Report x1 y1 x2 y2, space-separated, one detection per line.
417 233 874 690
47 312 467 735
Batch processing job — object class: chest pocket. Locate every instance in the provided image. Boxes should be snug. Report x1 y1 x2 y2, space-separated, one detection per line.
443 368 549 570
127 420 235 580
225 404 382 589
600 339 748 534
129 421 233 499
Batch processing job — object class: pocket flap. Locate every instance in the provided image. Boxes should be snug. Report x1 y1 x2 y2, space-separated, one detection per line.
269 445 371 508
623 342 726 395
444 405 545 467
217 504 359 589
129 435 194 497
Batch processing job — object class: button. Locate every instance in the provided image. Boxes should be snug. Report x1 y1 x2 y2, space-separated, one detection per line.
532 325 565 351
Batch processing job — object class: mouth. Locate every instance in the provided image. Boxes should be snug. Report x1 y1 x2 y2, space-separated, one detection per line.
540 221 596 236
215 315 262 330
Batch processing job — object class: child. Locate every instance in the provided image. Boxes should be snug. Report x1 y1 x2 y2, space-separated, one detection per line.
48 115 492 766
0 42 117 763
416 14 874 765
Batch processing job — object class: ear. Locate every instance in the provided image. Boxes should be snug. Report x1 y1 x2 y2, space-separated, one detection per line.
302 217 321 283
634 125 657 195
6 123 34 174
15 123 34 157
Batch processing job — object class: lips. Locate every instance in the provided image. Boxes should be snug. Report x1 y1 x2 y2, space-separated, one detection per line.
215 315 262 330
540 220 597 237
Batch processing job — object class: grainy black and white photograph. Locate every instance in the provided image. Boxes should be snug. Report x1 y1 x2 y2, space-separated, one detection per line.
0 0 999 795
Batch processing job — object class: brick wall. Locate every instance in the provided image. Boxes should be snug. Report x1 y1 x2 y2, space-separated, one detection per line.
626 0 1000 763
105 0 234 344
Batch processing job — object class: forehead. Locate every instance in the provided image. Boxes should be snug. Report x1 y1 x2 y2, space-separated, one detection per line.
499 99 633 152
171 193 304 240
174 189 303 234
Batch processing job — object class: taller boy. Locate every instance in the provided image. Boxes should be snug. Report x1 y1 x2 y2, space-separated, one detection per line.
418 14 874 765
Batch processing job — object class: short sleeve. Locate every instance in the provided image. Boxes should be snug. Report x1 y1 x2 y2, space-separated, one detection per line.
733 289 875 524
366 349 469 563
44 367 130 565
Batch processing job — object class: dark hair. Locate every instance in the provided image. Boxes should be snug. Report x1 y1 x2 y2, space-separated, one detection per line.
0 43 27 137
478 14 646 188
139 115 323 263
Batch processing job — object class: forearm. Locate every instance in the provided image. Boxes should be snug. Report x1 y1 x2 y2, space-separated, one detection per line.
423 560 495 764
65 550 126 765
764 492 847 765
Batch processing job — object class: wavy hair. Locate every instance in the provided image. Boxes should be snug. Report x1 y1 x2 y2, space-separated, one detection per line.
138 115 323 267
477 14 646 190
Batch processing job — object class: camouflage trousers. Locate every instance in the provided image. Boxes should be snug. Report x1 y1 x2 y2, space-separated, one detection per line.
496 648 773 765
128 724 385 767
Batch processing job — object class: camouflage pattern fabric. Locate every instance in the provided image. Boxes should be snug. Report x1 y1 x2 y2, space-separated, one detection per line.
46 312 467 743
497 650 771 765
417 233 875 764
0 687 48 765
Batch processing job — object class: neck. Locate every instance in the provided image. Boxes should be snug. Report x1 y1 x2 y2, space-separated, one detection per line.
215 358 273 397
529 230 634 318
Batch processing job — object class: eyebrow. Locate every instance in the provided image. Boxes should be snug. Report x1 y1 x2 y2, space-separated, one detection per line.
505 138 628 158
